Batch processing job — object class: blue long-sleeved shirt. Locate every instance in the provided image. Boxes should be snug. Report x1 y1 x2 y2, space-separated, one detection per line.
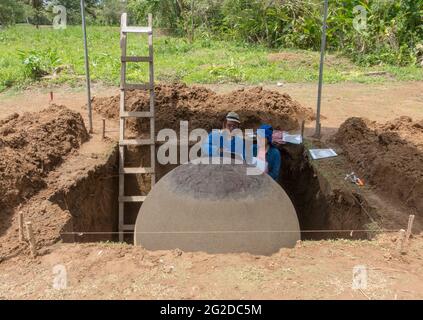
202 131 245 158
202 131 281 181
251 144 281 181
266 146 281 181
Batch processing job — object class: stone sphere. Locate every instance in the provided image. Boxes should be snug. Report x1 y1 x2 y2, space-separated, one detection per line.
134 158 300 255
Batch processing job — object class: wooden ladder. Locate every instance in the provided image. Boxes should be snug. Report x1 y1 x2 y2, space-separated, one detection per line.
118 13 155 242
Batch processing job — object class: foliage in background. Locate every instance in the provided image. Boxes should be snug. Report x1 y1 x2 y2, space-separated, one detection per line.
127 0 183 31
1 25 422 92
219 0 422 66
46 0 98 24
0 0 27 26
126 0 423 66
348 0 423 66
95 0 127 26
0 0 422 75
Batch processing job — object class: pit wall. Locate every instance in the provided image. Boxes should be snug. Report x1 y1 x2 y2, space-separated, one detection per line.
279 143 376 240
50 147 119 243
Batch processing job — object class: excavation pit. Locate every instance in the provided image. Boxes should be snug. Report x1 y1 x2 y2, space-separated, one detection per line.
87 83 409 245
0 85 380 259
52 141 375 247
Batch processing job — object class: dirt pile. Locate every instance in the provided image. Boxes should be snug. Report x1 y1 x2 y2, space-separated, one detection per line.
334 116 423 214
0 104 89 211
92 83 314 133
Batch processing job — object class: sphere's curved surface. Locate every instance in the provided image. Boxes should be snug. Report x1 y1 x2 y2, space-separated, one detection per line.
134 158 300 255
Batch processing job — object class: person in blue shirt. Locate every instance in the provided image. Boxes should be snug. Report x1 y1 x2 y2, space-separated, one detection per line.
255 124 281 181
202 111 245 160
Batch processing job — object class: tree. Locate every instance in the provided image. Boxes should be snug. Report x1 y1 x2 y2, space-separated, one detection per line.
0 0 26 26
96 0 127 25
127 0 186 30
16 0 48 28
31 0 44 28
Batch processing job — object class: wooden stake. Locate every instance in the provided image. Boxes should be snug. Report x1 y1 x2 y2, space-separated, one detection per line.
405 214 415 245
18 211 25 242
102 118 106 139
397 229 406 254
301 120 305 142
25 222 37 257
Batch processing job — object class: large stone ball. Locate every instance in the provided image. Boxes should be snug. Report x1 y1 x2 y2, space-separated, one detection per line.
134 158 300 255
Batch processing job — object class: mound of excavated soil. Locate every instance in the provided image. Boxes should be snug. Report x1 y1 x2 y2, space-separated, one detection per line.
92 83 314 133
334 116 423 214
0 104 88 211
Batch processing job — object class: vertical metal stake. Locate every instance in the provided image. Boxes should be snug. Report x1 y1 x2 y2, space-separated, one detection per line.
81 0 93 133
314 0 328 139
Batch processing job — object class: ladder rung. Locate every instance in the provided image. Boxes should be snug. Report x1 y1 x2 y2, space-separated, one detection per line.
121 83 151 90
121 167 154 174
121 56 151 62
120 139 154 145
122 224 135 231
119 196 147 202
122 26 152 34
120 111 153 118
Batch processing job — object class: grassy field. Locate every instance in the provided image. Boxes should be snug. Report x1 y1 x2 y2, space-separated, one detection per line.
1 25 422 92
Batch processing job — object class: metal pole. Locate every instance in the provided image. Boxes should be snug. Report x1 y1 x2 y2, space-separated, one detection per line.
314 0 329 138
81 0 93 133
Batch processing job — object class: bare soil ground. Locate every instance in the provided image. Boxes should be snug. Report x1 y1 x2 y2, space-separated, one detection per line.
0 92 120 260
334 117 423 215
0 235 422 300
204 81 423 137
0 105 88 211
0 81 422 300
2 81 422 133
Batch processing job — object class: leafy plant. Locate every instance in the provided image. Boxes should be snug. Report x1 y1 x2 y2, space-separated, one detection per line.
18 50 45 79
17 48 61 80
208 59 245 83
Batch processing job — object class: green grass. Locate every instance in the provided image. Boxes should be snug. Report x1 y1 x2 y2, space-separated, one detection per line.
1 24 422 92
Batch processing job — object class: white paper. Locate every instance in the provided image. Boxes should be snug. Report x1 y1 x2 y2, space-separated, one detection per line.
309 148 338 160
282 132 302 144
